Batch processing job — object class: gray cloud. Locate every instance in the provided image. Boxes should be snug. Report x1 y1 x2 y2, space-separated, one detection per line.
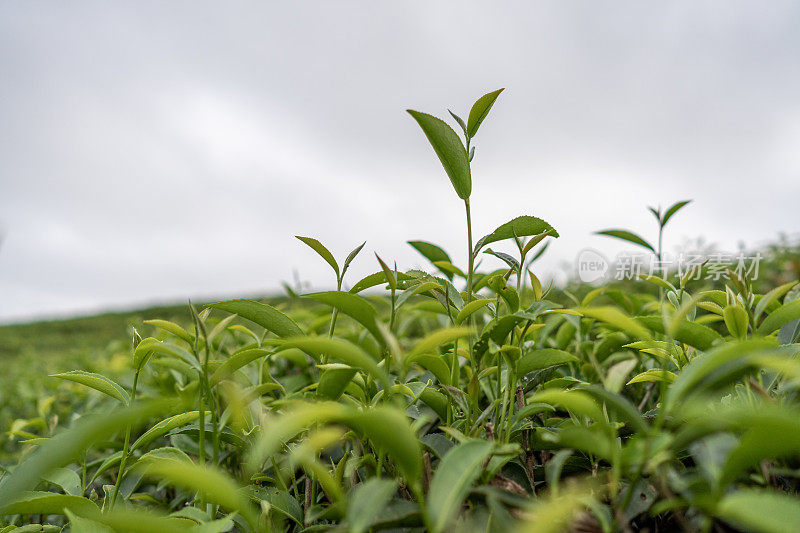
1 1 799 321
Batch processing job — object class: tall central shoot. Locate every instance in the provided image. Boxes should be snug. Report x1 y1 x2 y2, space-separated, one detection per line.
408 88 504 302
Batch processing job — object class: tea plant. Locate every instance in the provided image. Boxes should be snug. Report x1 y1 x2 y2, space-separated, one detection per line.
2 90 800 533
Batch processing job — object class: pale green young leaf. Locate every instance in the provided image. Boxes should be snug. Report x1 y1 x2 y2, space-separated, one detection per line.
51 371 130 405
143 319 193 344
756 298 800 336
210 299 303 338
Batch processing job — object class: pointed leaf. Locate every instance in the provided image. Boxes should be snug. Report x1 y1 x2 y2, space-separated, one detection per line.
51 371 130 404
407 110 471 199
475 216 558 253
296 236 339 278
467 88 504 138
426 439 493 533
210 299 303 338
595 230 654 252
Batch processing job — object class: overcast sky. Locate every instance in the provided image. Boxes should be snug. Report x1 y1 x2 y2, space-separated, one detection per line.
1 2 799 322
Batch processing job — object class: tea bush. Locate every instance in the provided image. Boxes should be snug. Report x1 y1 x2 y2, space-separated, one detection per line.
2 90 800 532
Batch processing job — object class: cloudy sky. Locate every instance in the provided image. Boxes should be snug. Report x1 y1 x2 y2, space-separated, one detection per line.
2 1 799 322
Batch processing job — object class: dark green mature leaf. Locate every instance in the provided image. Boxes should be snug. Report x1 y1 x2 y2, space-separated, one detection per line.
407 110 472 199
408 241 452 266
296 236 340 278
347 478 398 533
475 216 558 253
210 299 303 338
595 230 654 253
467 88 504 138
660 200 691 228
304 291 383 342
426 439 493 533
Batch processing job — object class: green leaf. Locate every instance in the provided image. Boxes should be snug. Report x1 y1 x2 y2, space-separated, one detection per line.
407 354 452 386
143 319 193 344
426 439 493 533
627 369 677 385
51 371 130 404
316 366 358 400
278 337 389 388
660 200 691 228
456 298 494 325
343 241 366 272
408 241 453 279
517 349 578 375
467 88 504 138
580 306 651 340
209 299 303 338
130 410 202 451
347 478 398 533
140 458 257 528
0 399 175 504
754 281 798 322
406 326 473 360
0 492 98 516
757 298 800 336
296 236 339 278
260 488 303 525
209 348 272 386
349 270 412 294
134 337 198 370
665 340 776 411
407 110 472 199
723 304 749 339
43 467 82 496
304 291 383 342
717 488 800 533
637 315 721 350
475 216 559 253
595 229 654 252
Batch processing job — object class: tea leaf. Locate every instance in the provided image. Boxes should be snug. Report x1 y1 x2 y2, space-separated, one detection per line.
595 229 654 252
305 291 383 342
347 478 398 533
475 215 558 253
210 299 303 338
660 200 691 227
51 371 130 404
426 439 493 533
296 235 340 278
467 88 504 138
407 110 471 199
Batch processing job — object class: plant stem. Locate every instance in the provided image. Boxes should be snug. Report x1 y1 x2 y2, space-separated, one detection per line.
109 369 140 510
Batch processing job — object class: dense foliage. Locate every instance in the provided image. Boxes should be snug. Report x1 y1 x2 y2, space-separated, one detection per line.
2 91 800 532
